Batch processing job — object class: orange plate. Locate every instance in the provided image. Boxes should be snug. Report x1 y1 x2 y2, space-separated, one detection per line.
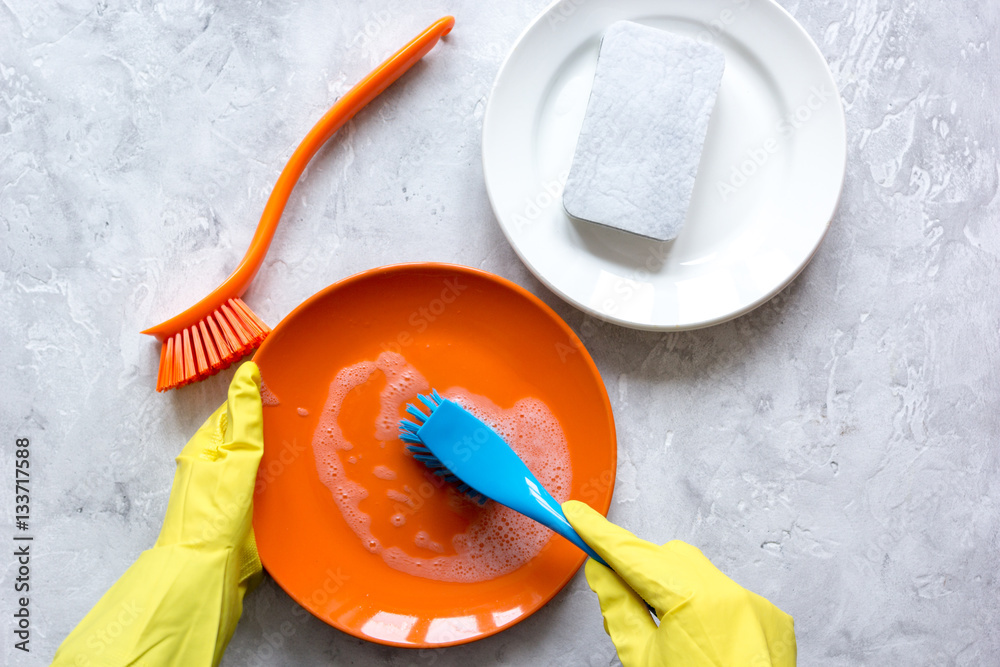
252 263 616 647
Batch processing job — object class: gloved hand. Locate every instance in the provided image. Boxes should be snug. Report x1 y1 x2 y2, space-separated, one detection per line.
53 362 265 667
563 500 796 667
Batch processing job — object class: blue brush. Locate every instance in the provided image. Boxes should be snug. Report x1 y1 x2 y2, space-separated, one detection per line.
399 390 608 566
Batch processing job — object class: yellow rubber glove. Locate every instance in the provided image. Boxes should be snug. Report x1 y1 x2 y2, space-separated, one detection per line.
53 362 265 667
563 500 796 667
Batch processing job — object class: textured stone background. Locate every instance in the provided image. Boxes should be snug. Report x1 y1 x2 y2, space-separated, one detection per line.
1 0 998 665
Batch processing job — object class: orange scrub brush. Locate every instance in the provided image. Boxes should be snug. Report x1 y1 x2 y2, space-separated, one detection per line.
142 16 455 391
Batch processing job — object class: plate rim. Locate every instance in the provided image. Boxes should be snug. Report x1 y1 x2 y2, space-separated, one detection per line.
252 261 618 647
481 0 848 332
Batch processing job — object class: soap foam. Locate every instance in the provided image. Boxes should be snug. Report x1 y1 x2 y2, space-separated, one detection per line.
259 381 280 406
311 351 573 583
387 489 409 503
373 465 397 480
414 530 445 554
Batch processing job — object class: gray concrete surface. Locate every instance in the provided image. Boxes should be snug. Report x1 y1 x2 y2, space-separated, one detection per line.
1 0 997 664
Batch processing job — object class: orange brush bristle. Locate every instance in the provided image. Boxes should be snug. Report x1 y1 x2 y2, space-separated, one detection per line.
153 298 270 392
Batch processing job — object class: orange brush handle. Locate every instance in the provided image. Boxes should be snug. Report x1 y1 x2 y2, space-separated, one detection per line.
142 16 455 340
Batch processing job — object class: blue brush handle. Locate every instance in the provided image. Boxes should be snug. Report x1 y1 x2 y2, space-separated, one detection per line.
508 473 610 567
541 499 608 566
405 396 652 613
554 516 610 568
515 477 659 615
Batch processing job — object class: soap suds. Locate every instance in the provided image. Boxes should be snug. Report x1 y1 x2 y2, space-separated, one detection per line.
311 351 573 583
387 489 409 502
260 381 280 406
415 530 445 554
373 465 397 480
297 407 309 417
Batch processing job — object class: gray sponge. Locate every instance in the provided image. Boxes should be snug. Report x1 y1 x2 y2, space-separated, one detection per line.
563 21 725 242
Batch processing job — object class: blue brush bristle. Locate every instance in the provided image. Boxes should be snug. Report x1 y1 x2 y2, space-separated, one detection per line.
399 394 487 505
418 393 438 412
405 404 429 424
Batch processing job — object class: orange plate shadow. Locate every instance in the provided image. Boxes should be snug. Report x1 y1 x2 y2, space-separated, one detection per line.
253 263 616 647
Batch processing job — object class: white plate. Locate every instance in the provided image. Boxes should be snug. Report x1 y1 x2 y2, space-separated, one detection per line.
482 0 846 330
